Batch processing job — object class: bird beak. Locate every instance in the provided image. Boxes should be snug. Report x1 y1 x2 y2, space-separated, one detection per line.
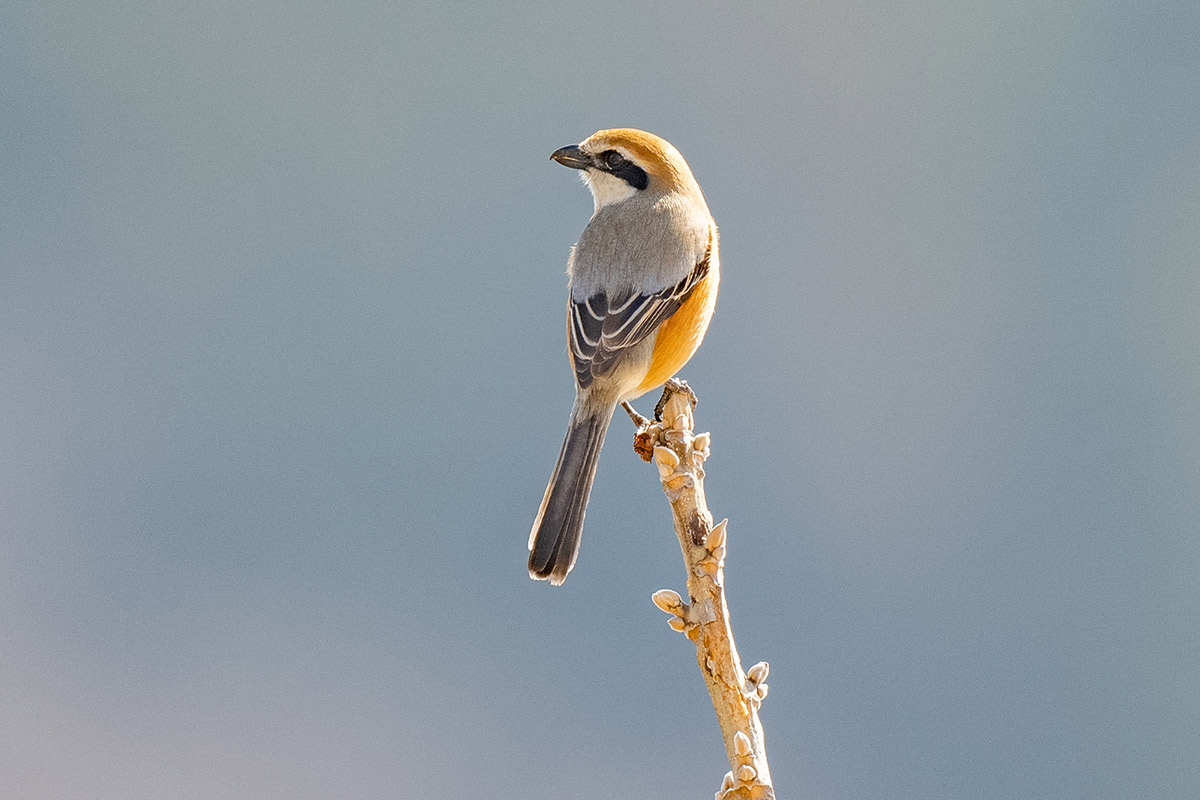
550 144 593 170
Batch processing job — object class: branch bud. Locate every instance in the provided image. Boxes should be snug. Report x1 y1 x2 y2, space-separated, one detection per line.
706 518 728 550
653 446 680 477
746 661 770 686
651 588 685 616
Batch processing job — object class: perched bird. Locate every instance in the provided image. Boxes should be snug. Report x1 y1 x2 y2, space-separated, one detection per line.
529 128 720 585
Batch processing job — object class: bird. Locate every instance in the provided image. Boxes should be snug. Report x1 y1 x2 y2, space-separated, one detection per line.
529 128 720 585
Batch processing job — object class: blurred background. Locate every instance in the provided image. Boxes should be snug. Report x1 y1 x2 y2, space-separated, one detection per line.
3 2 1197 798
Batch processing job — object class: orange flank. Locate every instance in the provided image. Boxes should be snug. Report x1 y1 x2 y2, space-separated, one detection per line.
636 261 720 394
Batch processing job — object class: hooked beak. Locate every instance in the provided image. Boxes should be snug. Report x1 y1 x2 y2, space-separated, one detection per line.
550 144 593 170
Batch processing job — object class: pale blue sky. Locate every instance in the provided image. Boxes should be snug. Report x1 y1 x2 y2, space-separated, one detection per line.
3 2 1198 798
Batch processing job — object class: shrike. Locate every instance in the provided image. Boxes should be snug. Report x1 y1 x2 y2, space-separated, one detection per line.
529 129 719 585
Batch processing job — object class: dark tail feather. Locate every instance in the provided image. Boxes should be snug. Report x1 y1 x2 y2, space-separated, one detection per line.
528 404 615 585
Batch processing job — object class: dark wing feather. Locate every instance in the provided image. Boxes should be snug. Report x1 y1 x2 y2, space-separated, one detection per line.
569 250 711 390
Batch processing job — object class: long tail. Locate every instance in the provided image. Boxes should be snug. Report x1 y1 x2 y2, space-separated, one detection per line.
528 401 616 585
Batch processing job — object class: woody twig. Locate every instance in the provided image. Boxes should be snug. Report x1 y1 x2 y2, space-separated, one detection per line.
635 379 775 800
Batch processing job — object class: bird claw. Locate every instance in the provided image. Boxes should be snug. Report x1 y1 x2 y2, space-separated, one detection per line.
653 378 695 421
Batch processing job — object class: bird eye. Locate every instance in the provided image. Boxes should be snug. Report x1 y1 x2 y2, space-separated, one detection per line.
602 150 626 170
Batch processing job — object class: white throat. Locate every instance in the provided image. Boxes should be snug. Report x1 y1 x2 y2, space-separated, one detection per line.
583 169 638 211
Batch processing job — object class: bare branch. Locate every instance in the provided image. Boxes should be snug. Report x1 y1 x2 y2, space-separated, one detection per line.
639 379 775 800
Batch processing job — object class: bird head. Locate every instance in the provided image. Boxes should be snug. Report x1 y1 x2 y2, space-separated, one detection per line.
550 128 704 211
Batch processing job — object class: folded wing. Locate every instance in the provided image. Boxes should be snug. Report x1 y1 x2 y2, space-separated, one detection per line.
569 248 712 390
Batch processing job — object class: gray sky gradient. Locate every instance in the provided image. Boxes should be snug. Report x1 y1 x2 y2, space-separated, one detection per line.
3 2 1198 798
